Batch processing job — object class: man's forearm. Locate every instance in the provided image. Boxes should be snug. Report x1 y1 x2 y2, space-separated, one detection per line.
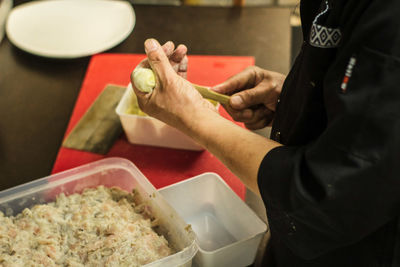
180 108 282 195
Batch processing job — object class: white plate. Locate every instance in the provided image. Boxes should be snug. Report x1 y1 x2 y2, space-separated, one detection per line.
6 0 135 58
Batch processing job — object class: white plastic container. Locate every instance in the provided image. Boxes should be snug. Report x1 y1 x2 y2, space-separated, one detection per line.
116 84 205 151
0 158 198 267
159 173 268 267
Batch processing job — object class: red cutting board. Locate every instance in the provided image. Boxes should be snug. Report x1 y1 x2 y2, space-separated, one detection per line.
52 53 255 199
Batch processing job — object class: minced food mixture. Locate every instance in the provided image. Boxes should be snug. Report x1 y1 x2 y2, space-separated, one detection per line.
0 186 172 266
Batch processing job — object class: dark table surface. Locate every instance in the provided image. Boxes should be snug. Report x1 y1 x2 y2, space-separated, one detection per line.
0 1 290 191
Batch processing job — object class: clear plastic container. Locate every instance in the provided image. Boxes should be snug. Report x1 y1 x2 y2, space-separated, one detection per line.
0 157 198 267
159 173 268 267
116 84 205 151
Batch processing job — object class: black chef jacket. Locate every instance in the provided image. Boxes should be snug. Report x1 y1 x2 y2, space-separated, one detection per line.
258 0 400 266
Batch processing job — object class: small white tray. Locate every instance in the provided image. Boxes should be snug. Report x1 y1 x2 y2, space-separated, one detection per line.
116 84 205 151
159 173 268 267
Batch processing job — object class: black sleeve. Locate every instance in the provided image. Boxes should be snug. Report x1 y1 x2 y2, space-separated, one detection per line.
258 1 400 260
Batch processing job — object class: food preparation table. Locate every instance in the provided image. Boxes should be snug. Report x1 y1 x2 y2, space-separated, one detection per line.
0 1 290 191
0 2 291 266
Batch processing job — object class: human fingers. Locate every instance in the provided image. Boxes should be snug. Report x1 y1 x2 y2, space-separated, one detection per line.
170 44 188 78
246 107 273 124
222 104 254 122
244 118 270 130
177 55 188 78
144 39 176 85
224 105 270 124
244 108 274 130
229 82 272 110
136 41 175 69
163 41 175 57
170 44 187 64
131 40 175 100
211 66 257 95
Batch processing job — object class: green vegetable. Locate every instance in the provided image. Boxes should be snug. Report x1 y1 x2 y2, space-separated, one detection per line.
132 68 156 93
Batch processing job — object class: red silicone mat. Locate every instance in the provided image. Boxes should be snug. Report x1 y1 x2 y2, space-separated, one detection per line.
52 53 255 198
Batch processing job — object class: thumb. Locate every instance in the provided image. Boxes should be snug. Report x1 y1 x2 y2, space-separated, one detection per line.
230 85 265 110
144 39 175 83
211 80 235 95
211 67 255 95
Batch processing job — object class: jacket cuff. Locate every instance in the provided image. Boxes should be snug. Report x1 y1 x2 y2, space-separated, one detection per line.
257 145 302 206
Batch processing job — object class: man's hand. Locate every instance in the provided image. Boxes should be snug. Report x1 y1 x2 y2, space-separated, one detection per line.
212 66 285 130
135 40 188 79
131 39 216 130
130 39 282 195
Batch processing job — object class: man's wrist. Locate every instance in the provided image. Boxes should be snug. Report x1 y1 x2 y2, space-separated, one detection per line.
179 106 220 139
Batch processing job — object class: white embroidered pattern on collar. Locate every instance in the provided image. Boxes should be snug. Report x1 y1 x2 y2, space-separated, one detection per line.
310 1 342 48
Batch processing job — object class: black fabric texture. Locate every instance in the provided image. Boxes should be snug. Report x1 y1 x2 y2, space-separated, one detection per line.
258 0 400 266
